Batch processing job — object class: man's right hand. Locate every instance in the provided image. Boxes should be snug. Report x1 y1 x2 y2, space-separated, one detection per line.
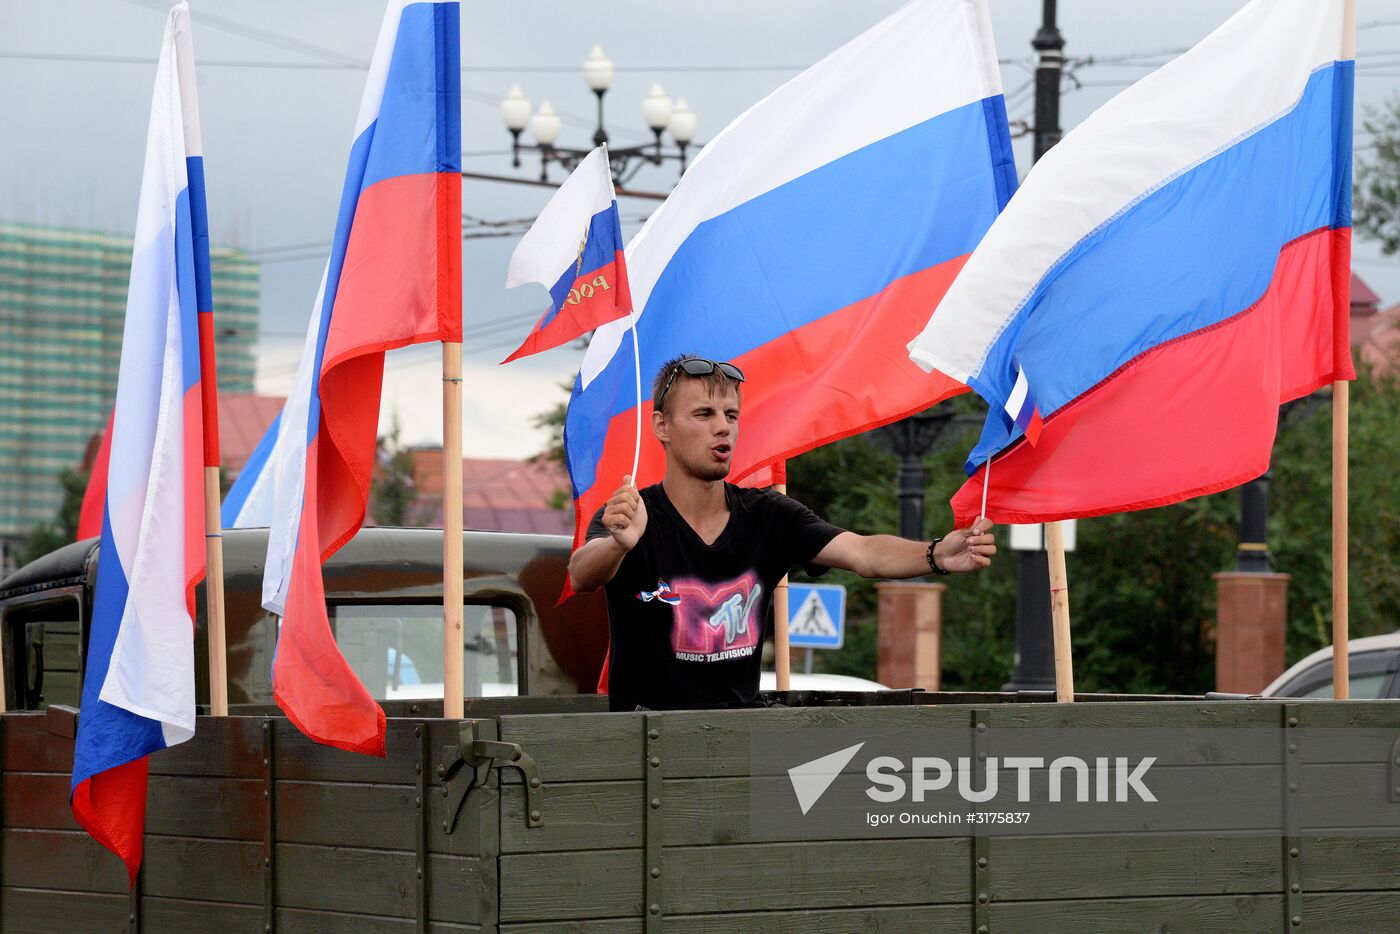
602 476 648 552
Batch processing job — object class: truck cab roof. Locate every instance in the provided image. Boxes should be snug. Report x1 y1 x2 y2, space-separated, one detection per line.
1 527 609 712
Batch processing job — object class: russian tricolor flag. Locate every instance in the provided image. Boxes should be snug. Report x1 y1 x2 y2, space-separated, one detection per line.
909 0 1355 527
71 2 211 884
564 0 1014 567
262 0 460 755
504 145 632 362
1005 361 1043 447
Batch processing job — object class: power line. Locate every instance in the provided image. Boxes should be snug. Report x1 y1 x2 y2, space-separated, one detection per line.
111 0 651 142
467 63 806 73
254 310 552 381
1074 47 1189 67
251 231 527 265
118 0 367 67
246 209 649 267
0 50 352 69
1003 78 1035 109
259 307 547 361
1072 80 1138 91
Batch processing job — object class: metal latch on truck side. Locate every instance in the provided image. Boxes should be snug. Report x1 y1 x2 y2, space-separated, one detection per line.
1391 737 1400 805
438 719 544 833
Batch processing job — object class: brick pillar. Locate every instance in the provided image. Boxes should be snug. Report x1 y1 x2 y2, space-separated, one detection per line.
876 582 945 690
1213 572 1290 694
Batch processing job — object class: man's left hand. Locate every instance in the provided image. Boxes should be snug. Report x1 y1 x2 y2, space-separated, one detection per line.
934 518 996 573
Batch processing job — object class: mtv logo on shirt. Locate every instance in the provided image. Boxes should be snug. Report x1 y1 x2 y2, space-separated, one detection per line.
669 572 765 662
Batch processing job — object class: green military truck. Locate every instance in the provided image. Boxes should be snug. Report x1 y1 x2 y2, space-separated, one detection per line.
3 529 1399 932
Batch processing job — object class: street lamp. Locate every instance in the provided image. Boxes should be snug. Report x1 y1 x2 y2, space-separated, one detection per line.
872 412 981 541
669 99 697 147
583 45 614 146
1005 0 1068 692
501 47 700 185
500 84 532 166
528 101 561 149
642 82 674 141
1233 392 1332 573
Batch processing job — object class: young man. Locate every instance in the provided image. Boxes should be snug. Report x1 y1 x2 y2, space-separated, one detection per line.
568 355 996 711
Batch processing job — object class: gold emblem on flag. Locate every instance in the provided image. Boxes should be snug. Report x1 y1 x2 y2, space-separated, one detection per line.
575 218 592 275
564 275 612 306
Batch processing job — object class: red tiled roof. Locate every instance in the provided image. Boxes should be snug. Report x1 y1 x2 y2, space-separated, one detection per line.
404 451 572 535
1358 303 1400 377
1351 272 1381 312
219 393 284 476
78 393 284 478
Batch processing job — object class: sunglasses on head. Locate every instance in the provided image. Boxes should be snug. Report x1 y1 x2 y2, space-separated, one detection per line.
657 358 746 411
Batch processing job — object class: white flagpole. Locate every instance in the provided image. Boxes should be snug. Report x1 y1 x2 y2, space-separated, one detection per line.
980 455 992 522
629 310 642 481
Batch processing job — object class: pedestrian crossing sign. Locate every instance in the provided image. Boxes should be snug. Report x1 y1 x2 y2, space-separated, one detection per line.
786 583 846 649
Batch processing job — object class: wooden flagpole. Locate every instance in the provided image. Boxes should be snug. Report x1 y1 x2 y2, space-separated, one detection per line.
775 464 792 692
1045 520 1075 703
203 469 228 716
1332 381 1349 699
197 305 228 716
0 592 7 709
443 342 465 719
1333 0 1355 702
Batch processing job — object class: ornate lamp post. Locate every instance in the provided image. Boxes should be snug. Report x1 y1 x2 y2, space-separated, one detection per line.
872 412 981 541
1005 0 1067 692
500 46 700 186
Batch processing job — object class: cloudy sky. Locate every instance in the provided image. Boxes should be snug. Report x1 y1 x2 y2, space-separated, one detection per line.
5 1 1399 457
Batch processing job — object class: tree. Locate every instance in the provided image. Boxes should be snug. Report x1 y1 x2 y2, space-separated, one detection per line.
529 379 574 470
371 413 418 527
19 468 89 566
1271 367 1400 659
1354 94 1400 255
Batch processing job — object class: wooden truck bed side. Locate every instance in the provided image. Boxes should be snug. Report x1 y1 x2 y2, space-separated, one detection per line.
4 694 1399 932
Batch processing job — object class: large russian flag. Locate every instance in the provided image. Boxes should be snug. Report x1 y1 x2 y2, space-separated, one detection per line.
564 0 1014 564
261 0 460 755
71 2 211 884
908 0 1355 527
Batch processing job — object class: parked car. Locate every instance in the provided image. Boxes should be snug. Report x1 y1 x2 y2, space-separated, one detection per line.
759 671 888 692
1261 630 1400 698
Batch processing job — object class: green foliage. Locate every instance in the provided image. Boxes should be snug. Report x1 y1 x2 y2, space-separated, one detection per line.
1355 95 1400 256
1067 495 1234 694
371 413 418 527
530 379 574 471
531 379 576 510
19 467 89 566
788 397 1021 690
1271 369 1400 662
787 433 898 684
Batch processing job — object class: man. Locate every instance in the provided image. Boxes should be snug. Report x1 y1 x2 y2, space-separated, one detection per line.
569 355 996 711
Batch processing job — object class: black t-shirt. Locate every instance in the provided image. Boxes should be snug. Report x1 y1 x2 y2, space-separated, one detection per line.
587 483 845 712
